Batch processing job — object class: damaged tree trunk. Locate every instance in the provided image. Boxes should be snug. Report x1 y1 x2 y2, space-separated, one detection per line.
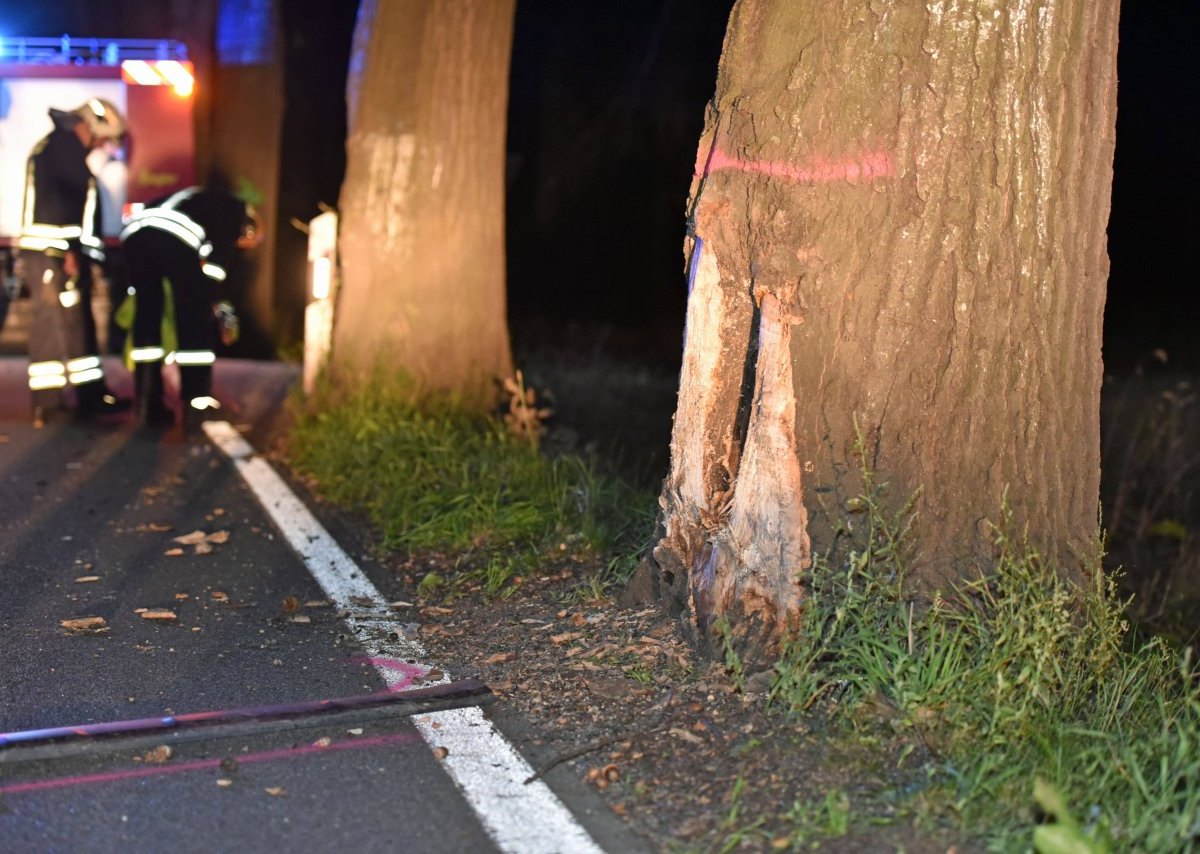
649 0 1119 658
333 0 514 405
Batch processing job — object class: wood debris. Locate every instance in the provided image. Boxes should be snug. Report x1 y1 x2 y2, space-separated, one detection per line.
61 616 108 635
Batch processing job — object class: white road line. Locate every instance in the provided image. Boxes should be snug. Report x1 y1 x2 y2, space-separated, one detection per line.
203 421 603 854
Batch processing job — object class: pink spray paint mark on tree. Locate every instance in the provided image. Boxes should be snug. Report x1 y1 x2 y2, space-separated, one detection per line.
700 146 895 184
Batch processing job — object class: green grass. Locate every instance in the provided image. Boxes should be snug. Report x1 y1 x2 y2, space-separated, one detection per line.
767 474 1200 851
288 371 654 594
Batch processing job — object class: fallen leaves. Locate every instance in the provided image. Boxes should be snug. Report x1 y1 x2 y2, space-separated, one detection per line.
432 746 450 760
264 787 287 797
484 652 515 665
61 616 108 635
138 609 177 621
136 745 173 764
74 575 100 583
585 764 621 790
170 529 231 555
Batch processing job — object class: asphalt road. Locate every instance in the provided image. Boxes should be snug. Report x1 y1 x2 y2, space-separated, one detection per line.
0 356 637 853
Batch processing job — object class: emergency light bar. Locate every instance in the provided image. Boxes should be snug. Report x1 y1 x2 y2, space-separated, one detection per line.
0 36 188 65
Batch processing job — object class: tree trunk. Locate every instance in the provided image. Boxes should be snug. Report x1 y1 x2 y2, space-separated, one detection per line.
333 0 515 404
651 0 1119 657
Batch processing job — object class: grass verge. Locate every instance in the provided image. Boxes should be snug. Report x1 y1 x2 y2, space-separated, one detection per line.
765 470 1200 851
287 371 654 597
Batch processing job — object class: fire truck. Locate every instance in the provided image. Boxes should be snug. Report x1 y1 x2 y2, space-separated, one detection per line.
0 35 197 296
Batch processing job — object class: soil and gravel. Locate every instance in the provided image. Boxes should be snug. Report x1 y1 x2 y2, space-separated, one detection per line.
362 554 973 853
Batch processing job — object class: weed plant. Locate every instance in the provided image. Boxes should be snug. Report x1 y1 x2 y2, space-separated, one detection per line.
769 470 1200 851
1101 367 1200 645
288 371 653 594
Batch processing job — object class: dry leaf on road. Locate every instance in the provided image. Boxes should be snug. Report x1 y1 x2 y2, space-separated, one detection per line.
140 609 177 621
484 652 515 665
172 530 208 545
61 616 107 634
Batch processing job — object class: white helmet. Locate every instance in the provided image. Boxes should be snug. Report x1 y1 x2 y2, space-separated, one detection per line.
73 98 126 141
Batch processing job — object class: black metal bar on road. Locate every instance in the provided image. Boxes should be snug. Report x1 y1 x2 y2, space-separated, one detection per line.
0 679 493 765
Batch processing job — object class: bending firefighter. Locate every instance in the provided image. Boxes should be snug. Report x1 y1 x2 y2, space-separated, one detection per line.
118 187 261 428
19 98 130 426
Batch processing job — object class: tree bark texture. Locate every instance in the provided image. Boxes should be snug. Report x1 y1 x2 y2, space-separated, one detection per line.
653 0 1119 654
334 0 515 403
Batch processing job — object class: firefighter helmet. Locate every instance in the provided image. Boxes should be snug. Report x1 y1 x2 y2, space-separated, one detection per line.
72 98 126 141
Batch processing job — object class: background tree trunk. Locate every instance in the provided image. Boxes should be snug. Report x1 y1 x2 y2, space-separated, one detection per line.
333 0 514 403
651 0 1119 655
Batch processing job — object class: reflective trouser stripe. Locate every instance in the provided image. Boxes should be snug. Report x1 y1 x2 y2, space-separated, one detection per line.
69 367 104 386
131 346 167 363
29 361 67 391
172 350 216 366
67 356 100 373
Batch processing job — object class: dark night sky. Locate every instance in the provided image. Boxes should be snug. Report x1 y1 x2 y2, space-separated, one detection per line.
0 1 1195 372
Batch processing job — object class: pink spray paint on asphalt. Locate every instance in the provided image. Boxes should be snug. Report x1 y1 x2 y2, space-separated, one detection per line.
0 731 421 796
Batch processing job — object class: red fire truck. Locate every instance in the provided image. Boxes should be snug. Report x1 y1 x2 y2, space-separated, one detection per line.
0 35 197 292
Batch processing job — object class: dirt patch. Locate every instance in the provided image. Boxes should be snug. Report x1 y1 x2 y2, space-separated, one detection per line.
376 563 975 852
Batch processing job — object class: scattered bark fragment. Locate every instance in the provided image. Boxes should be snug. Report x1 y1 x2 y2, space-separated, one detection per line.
74 576 100 583
173 530 208 545
484 652 515 665
264 787 287 797
140 609 178 621
139 745 173 764
211 591 229 602
61 616 108 634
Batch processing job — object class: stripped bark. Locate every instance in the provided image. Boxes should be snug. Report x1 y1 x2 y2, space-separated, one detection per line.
651 0 1120 658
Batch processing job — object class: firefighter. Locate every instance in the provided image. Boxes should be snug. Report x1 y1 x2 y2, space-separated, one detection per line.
19 98 131 427
119 187 261 429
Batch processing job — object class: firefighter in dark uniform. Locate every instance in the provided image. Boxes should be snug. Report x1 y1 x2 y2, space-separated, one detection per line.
119 187 261 429
19 98 130 426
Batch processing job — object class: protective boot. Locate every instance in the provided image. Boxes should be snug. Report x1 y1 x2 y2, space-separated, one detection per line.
135 363 174 427
76 381 132 419
180 365 219 434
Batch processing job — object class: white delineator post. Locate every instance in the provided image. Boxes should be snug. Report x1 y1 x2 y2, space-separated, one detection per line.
304 210 338 394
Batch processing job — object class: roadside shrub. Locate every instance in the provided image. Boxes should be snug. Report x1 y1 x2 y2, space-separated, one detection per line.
288 370 653 591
